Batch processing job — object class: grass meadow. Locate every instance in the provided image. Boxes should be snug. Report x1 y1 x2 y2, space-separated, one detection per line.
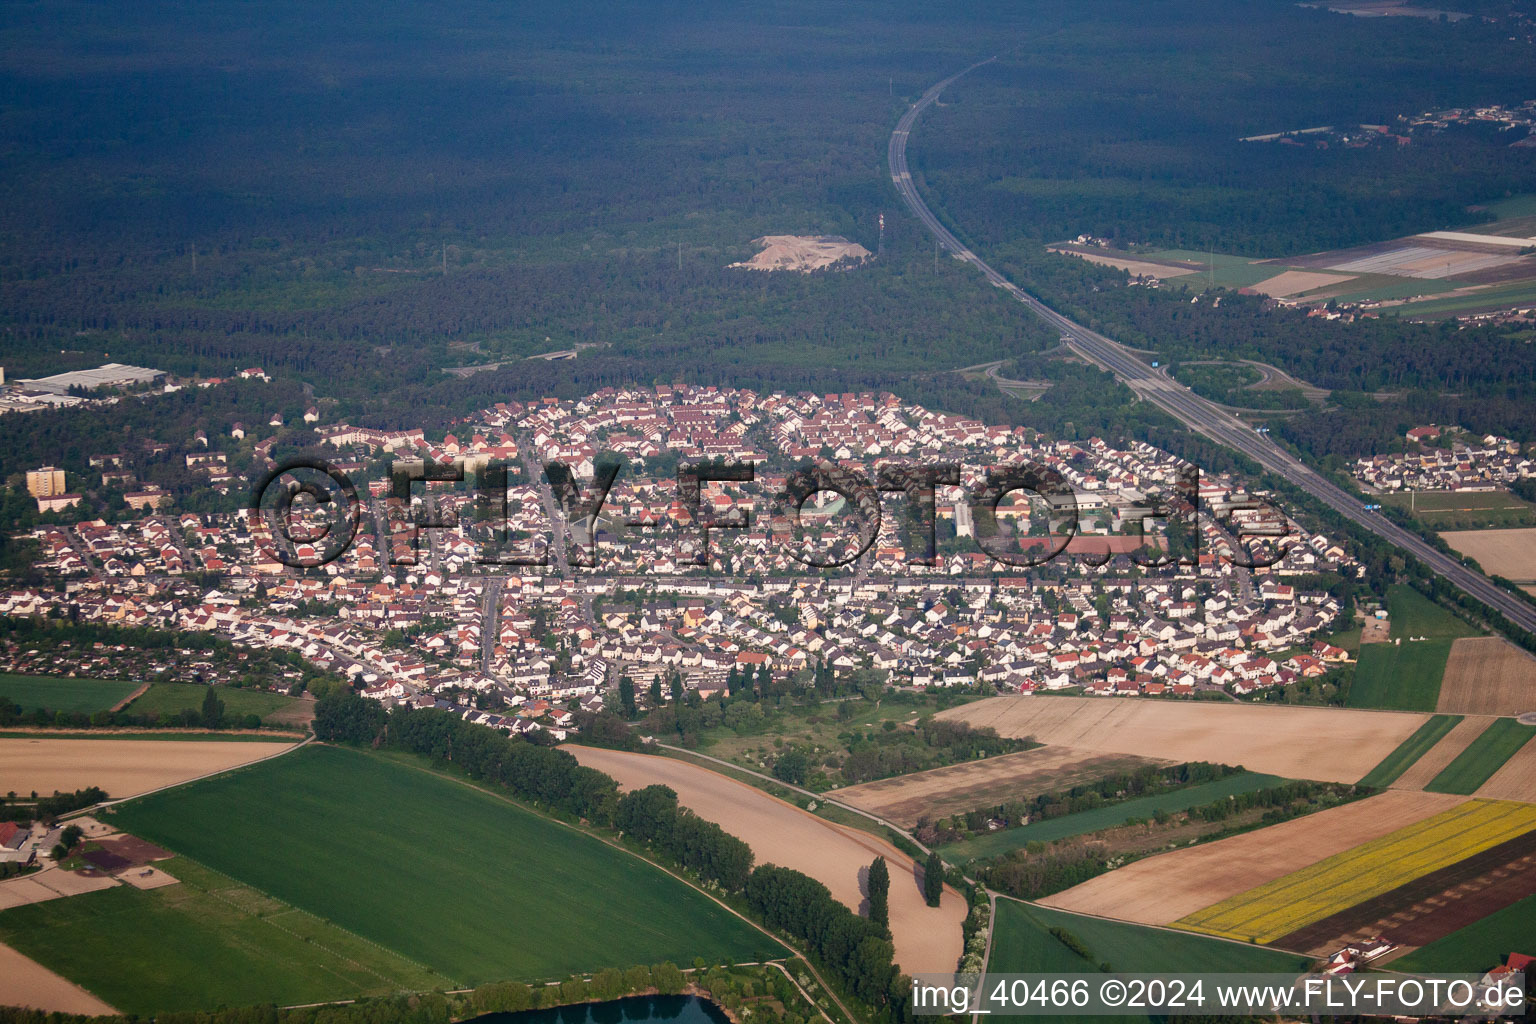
0 858 440 1013
125 682 301 723
107 744 774 987
0 674 140 714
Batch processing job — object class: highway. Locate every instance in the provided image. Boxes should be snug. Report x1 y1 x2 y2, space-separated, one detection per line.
890 60 1536 636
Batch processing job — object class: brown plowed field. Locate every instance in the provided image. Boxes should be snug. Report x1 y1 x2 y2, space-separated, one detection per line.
827 747 1164 827
1437 637 1536 716
1473 736 1536 802
1391 717 1493 790
567 746 966 974
934 696 1425 782
0 941 115 1015
0 738 299 800
1273 828 1536 954
1036 791 1465 925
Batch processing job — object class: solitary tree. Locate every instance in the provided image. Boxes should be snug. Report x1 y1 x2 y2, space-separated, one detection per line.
868 855 890 932
924 850 944 907
618 677 638 720
669 670 685 705
649 676 664 708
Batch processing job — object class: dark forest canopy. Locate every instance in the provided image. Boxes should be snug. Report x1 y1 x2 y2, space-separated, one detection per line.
2 0 1534 457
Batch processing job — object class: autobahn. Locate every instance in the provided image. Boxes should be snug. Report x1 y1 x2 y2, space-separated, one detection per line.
890 59 1536 637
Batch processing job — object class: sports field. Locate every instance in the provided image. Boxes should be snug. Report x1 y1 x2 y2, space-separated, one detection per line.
1348 639 1453 711
108 745 773 986
1174 799 1536 943
1426 718 1536 794
937 771 1281 863
1357 714 1461 787
934 696 1426 783
1391 893 1536 973
125 682 301 723
0 674 141 714
0 858 440 1013
988 898 1308 975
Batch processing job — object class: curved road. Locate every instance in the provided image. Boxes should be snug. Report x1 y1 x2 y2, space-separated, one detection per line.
890 59 1536 636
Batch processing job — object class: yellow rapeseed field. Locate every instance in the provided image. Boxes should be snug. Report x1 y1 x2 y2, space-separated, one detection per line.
1175 799 1536 943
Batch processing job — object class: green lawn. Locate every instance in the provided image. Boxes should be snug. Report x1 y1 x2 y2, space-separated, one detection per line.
0 674 141 714
125 682 301 723
1426 718 1536 794
1358 714 1463 787
107 745 774 989
0 858 440 1013
1390 894 1536 973
938 772 1282 863
1348 640 1454 711
1387 585 1480 640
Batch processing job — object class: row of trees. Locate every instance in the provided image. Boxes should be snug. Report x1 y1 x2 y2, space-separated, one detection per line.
314 692 914 1021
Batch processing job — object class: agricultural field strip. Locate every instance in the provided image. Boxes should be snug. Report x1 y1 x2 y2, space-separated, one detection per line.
1437 636 1536 717
1175 799 1536 942
1037 791 1462 926
1390 717 1493 791
1272 828 1536 954
1427 718 1536 794
1358 714 1461 787
1473 735 1536 802
937 771 1283 862
0 675 142 714
1390 893 1536 973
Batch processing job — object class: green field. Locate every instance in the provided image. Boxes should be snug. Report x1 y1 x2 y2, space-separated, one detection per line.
1380 490 1536 529
0 674 141 714
1358 714 1463 787
107 745 773 990
1348 640 1454 711
1136 249 1284 289
1426 718 1536 794
1387 585 1481 640
1390 894 1536 973
988 899 1308 989
938 772 1282 863
126 682 303 723
0 858 440 1013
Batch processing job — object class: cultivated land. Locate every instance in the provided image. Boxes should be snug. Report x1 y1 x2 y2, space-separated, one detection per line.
0 858 441 1013
1045 247 1197 280
1391 893 1536 973
125 682 303 724
988 898 1310 977
568 745 965 975
1273 829 1536 956
1175 799 1536 944
108 745 770 986
0 941 116 1016
1438 637 1536 716
1474 734 1536 802
1390 717 1493 791
934 696 1426 783
1358 714 1462 787
0 675 141 715
1427 718 1536 794
1037 791 1465 926
1440 529 1536 593
827 746 1164 828
0 737 299 799
937 771 1282 863
1348 639 1453 711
